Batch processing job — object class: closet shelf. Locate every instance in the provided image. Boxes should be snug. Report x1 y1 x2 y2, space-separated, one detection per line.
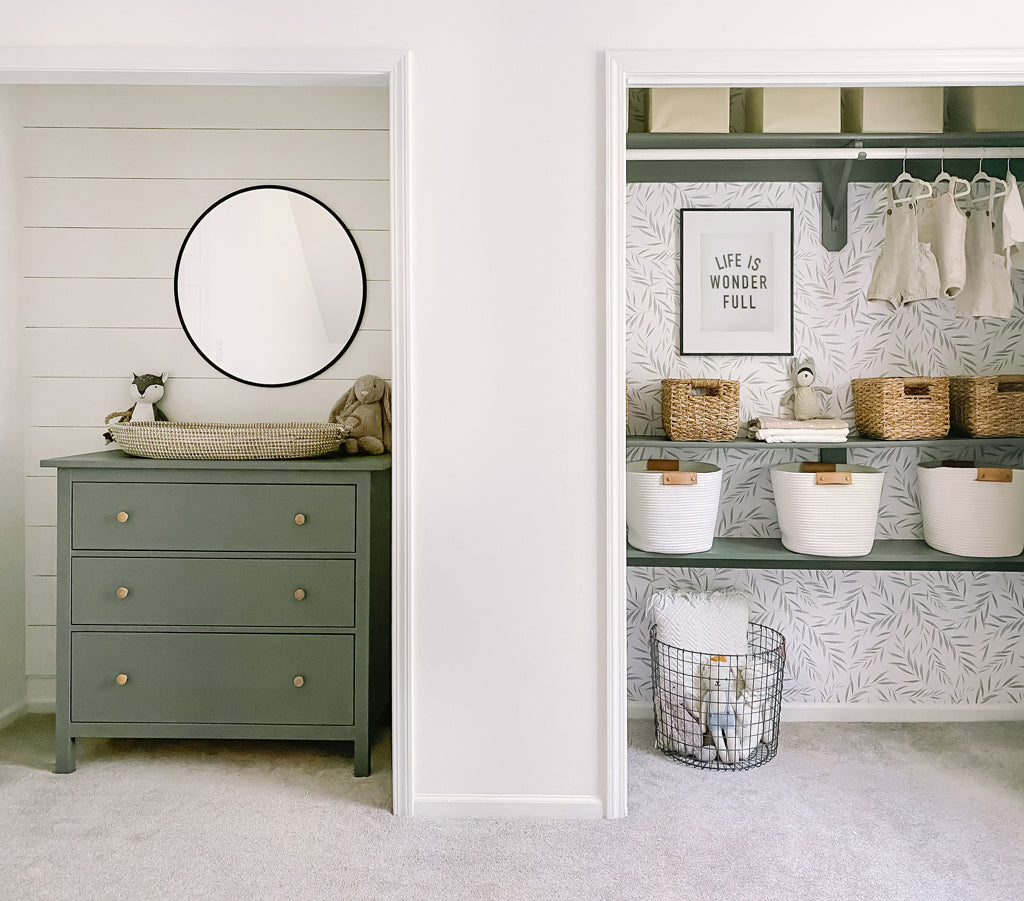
627 538 1024 572
626 435 1024 451
626 131 1024 151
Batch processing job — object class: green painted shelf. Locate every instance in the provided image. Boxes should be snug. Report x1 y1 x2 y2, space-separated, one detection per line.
627 538 1024 572
626 435 1024 451
626 131 1024 150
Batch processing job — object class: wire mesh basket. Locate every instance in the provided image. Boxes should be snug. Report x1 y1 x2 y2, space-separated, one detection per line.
650 622 785 771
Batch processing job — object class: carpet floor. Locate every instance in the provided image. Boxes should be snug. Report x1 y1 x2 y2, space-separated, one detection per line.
1 715 1022 900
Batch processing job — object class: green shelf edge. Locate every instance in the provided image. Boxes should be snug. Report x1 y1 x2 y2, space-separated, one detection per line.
627 538 1024 572
626 435 1024 450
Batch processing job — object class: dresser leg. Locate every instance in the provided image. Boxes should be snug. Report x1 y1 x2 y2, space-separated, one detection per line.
55 735 76 774
354 735 370 777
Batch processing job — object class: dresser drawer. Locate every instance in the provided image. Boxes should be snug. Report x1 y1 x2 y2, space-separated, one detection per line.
72 482 356 552
72 558 356 628
71 632 354 725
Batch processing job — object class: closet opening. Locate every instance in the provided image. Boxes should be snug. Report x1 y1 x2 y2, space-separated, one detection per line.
606 53 1024 819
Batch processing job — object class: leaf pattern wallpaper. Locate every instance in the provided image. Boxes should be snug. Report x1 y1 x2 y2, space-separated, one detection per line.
625 180 1024 708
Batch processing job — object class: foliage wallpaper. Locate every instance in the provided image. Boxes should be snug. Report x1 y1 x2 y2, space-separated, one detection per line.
625 180 1024 708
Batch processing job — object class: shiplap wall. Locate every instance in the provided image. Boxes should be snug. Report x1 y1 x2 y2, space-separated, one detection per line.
23 85 391 703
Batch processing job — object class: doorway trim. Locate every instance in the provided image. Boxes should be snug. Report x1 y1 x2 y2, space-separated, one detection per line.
605 47 1024 819
0 46 414 816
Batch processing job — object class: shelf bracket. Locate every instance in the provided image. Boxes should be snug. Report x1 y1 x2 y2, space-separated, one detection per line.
820 144 865 252
819 446 848 465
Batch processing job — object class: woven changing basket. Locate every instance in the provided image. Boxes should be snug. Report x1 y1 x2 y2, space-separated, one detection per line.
950 375 1024 437
851 377 949 439
108 421 349 460
661 379 740 441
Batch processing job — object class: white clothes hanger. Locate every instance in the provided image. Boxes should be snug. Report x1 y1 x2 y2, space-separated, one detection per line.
969 155 1009 207
932 148 970 201
891 148 932 207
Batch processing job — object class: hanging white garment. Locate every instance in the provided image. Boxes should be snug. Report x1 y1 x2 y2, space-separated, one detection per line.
916 190 967 298
956 191 1016 319
998 172 1024 269
867 190 941 307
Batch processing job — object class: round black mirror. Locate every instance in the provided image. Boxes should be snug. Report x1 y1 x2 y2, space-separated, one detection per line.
174 185 367 387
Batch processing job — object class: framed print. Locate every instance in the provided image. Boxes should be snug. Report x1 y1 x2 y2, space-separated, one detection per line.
679 207 794 355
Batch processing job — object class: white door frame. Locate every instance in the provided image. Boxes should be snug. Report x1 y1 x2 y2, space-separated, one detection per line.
0 46 414 816
604 47 1024 819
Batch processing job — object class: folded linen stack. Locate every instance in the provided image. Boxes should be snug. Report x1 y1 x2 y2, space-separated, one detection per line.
748 416 850 443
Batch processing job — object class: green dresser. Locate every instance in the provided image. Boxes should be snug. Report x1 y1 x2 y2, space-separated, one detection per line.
42 451 391 776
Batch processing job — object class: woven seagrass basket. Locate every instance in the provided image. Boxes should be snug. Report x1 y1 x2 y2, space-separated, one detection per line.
949 375 1024 437
851 377 949 439
108 421 349 460
661 378 740 441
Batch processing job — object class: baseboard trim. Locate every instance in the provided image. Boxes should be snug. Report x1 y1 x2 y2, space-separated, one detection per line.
0 702 25 729
413 793 604 819
25 676 55 711
628 700 1024 723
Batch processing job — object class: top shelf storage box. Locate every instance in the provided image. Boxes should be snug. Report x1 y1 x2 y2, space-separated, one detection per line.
744 88 841 133
646 87 730 133
946 87 1024 132
841 87 944 133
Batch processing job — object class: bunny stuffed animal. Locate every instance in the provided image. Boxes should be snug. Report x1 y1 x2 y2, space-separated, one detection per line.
700 656 739 764
328 374 392 455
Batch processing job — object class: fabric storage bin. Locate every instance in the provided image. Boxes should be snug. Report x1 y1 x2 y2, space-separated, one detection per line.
841 87 943 133
852 377 950 439
650 621 785 771
946 87 1024 132
744 87 841 133
662 378 740 441
771 462 884 556
647 87 730 133
626 460 722 553
918 461 1024 557
950 375 1024 437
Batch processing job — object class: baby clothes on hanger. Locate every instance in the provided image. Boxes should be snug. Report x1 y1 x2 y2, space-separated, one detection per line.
997 172 1024 269
956 187 1016 319
916 189 967 298
867 187 941 307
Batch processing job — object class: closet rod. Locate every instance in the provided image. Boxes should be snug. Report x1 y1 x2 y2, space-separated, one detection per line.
627 147 1024 162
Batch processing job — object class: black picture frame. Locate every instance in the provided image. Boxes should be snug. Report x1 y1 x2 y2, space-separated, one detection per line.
679 207 794 356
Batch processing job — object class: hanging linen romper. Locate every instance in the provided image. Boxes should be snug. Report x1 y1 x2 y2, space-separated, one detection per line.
916 189 967 299
956 188 1017 319
866 189 940 307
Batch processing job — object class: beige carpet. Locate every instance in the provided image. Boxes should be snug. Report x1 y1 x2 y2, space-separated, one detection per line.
1 714 1022 900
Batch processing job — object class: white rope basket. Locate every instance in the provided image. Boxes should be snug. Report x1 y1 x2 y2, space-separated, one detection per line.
918 462 1024 557
771 462 884 557
107 421 349 461
626 460 722 553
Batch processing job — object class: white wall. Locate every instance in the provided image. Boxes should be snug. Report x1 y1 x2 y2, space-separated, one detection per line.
21 84 390 705
3 0 1023 813
0 87 25 722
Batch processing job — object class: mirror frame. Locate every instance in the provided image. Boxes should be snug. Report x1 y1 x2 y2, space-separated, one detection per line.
173 184 368 388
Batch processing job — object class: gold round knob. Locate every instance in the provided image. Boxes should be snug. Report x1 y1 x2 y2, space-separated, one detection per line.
116 511 129 523
116 587 129 599
115 673 128 686
293 675 305 688
294 513 306 525
294 588 306 601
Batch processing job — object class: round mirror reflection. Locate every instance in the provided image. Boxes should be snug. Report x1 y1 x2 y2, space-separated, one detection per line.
174 185 367 387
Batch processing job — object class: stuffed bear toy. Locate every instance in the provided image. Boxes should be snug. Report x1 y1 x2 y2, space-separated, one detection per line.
103 373 169 443
328 374 391 455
